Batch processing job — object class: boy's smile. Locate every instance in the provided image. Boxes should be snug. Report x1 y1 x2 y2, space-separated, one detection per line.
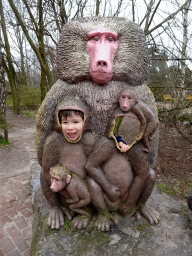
61 113 84 141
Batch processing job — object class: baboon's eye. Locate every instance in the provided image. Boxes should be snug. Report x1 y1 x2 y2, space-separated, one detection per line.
108 37 115 42
92 36 99 41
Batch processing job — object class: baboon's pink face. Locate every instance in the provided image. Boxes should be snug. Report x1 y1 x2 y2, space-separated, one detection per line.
50 174 66 192
87 31 119 84
119 92 139 112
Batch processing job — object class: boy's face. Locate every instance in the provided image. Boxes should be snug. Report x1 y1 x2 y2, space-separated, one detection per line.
61 112 84 141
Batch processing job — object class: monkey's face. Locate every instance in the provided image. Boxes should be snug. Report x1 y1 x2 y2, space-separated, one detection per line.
50 174 67 192
87 30 119 84
119 92 139 112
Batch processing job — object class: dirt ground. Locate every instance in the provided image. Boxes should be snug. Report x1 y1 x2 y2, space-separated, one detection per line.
156 121 192 198
1 109 192 200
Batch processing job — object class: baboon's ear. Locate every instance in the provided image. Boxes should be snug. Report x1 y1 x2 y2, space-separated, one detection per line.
66 175 71 184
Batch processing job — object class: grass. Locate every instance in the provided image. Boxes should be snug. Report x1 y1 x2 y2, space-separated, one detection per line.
21 110 38 118
0 137 11 146
156 182 177 196
156 179 192 199
7 85 41 110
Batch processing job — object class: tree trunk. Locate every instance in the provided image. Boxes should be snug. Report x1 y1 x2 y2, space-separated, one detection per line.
0 29 8 142
180 0 191 96
0 0 20 113
8 0 53 100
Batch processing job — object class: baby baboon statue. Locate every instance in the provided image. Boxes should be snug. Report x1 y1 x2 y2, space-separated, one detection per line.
118 88 158 152
50 165 91 228
36 17 159 231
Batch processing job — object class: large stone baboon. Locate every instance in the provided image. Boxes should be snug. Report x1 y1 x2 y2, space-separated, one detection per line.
36 17 159 230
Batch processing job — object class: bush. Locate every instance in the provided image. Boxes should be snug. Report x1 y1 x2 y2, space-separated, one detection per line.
20 85 41 110
7 85 41 110
178 112 192 124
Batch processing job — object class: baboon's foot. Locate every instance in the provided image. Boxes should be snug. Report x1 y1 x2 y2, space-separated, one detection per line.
48 206 65 229
95 212 118 231
72 215 91 230
136 205 160 225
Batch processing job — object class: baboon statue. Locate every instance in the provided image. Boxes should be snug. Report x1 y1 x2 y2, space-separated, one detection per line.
36 17 159 231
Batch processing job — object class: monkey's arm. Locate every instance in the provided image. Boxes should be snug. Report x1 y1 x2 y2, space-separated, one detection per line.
121 141 150 214
85 136 121 201
66 181 80 204
138 101 158 152
41 132 68 229
42 131 62 170
67 178 91 216
130 105 146 140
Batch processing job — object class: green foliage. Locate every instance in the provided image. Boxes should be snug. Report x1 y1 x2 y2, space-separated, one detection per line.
156 182 177 196
0 137 11 146
20 85 41 109
113 116 124 135
178 112 192 124
63 219 72 231
136 222 150 232
156 179 192 199
7 85 41 110
22 110 37 118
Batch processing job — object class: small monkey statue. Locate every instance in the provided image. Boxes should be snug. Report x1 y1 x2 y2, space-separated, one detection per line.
50 165 91 220
119 89 158 152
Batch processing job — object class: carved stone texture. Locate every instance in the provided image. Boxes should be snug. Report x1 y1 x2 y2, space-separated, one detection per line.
36 17 159 231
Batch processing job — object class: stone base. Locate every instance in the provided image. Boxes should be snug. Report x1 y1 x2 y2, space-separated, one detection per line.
30 162 192 256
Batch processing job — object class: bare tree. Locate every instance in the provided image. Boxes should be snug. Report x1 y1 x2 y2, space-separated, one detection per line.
180 0 191 91
0 0 20 113
0 29 8 141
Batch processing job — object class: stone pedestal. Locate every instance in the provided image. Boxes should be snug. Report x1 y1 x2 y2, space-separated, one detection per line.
30 162 192 256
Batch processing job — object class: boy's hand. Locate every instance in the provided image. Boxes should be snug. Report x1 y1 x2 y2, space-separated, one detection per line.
118 142 130 153
107 185 121 202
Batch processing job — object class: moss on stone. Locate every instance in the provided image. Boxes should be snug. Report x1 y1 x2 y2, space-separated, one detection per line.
75 229 109 255
30 214 49 256
136 222 150 232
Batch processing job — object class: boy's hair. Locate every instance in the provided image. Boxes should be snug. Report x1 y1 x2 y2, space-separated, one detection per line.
59 109 84 124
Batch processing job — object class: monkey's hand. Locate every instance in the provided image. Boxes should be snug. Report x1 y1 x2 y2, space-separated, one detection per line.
136 132 143 141
48 206 64 229
66 198 79 204
106 185 121 202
